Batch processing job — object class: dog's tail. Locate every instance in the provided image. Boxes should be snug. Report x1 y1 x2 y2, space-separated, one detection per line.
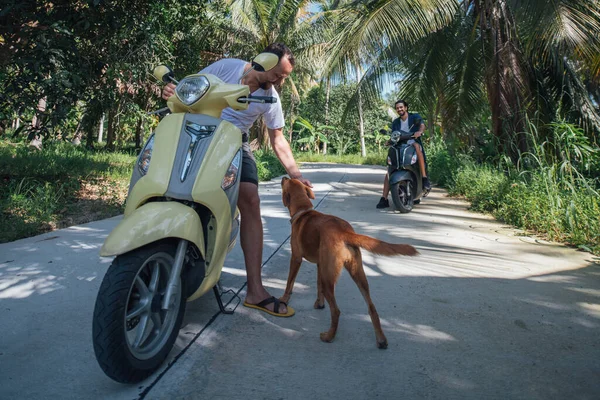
344 232 419 256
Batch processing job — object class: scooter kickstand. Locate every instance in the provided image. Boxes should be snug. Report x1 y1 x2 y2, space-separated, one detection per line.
213 284 240 314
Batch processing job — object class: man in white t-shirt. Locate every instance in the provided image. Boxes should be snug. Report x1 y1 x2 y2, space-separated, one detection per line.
162 43 311 317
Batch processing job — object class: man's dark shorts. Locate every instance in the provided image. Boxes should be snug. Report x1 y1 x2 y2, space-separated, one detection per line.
241 141 258 186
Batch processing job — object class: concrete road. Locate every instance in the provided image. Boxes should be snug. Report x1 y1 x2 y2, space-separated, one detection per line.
1 163 598 400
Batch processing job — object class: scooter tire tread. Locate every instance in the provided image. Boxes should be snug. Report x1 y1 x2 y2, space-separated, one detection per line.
92 242 186 384
390 181 414 213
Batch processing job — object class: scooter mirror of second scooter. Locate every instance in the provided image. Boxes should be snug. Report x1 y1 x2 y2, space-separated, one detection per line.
92 54 279 384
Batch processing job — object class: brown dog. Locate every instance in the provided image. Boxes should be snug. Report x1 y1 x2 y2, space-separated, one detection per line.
280 177 419 349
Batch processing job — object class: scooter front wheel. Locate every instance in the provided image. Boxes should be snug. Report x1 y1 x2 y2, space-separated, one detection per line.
92 242 186 383
391 181 414 213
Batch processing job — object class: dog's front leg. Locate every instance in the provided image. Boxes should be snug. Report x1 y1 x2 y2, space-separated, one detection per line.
280 252 303 304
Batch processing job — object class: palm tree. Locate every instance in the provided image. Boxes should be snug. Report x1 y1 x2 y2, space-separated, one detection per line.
311 0 458 155
218 0 334 148
318 0 600 160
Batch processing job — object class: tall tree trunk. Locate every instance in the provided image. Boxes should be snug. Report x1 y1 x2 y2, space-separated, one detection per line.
477 0 529 161
356 67 366 157
249 117 270 151
31 97 47 130
135 117 143 149
97 113 105 143
323 77 331 155
106 109 116 150
287 100 296 143
12 116 20 130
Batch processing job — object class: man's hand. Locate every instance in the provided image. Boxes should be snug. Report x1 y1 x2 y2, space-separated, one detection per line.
162 83 176 100
414 131 423 138
291 174 312 188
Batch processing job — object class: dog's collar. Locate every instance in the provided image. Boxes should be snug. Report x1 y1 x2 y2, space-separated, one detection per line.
289 208 312 224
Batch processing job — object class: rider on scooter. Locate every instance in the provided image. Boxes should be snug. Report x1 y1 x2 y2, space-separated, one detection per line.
376 99 430 209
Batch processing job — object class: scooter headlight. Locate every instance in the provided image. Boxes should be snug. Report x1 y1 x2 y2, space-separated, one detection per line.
221 150 242 190
138 134 155 176
390 131 401 144
176 76 210 105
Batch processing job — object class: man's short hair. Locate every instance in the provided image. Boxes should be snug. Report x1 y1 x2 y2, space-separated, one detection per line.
263 43 295 67
395 100 409 109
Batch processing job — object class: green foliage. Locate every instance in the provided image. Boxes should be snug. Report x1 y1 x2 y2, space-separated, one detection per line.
293 152 386 166
294 116 333 152
0 0 227 142
254 149 287 181
445 121 600 254
293 82 391 155
449 162 510 212
0 141 288 242
0 141 134 179
0 141 133 242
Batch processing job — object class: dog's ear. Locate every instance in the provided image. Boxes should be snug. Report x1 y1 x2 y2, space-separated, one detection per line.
282 191 291 207
305 186 315 200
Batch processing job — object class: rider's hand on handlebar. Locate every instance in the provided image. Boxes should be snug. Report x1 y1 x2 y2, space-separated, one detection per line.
413 131 423 138
162 83 176 100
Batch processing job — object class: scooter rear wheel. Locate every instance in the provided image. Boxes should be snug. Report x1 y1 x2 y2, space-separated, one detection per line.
92 242 186 383
391 181 414 213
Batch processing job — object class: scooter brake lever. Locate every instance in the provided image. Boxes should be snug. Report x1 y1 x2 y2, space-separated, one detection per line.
148 107 171 117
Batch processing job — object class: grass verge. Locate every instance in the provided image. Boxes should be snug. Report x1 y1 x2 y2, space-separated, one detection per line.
0 142 286 243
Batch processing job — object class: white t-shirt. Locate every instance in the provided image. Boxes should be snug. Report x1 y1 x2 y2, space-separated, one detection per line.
399 117 415 144
199 59 284 133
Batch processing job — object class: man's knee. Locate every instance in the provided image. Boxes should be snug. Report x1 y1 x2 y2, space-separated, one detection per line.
238 183 261 213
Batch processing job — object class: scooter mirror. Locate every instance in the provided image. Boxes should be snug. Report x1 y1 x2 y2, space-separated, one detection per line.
153 65 175 83
379 129 388 135
251 53 279 72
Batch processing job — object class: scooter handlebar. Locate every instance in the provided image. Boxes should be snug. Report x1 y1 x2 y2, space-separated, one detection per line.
388 130 414 145
238 95 278 104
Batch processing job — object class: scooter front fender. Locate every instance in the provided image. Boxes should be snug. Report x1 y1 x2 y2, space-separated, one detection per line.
389 170 414 186
100 202 205 257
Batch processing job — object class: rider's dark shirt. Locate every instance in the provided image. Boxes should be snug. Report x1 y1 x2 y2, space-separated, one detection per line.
391 113 423 134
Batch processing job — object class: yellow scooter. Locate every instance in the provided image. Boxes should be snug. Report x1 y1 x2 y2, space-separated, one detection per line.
92 53 279 383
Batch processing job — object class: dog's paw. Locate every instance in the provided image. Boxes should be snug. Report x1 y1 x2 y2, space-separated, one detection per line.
377 338 388 349
313 299 325 309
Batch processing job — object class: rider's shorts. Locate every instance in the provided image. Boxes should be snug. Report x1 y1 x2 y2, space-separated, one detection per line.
241 136 258 186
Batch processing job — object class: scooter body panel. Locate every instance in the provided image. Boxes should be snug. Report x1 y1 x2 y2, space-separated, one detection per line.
100 201 205 257
125 113 184 217
106 112 243 300
387 143 424 200
389 169 414 186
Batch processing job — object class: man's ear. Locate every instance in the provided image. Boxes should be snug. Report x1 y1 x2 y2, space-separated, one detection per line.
305 186 315 200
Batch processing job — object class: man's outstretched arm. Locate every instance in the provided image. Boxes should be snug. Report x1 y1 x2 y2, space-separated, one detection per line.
268 127 312 187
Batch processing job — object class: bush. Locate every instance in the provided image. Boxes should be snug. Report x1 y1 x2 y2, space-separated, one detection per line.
425 135 462 187
449 162 510 212
251 149 288 182
293 151 386 166
448 158 599 254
